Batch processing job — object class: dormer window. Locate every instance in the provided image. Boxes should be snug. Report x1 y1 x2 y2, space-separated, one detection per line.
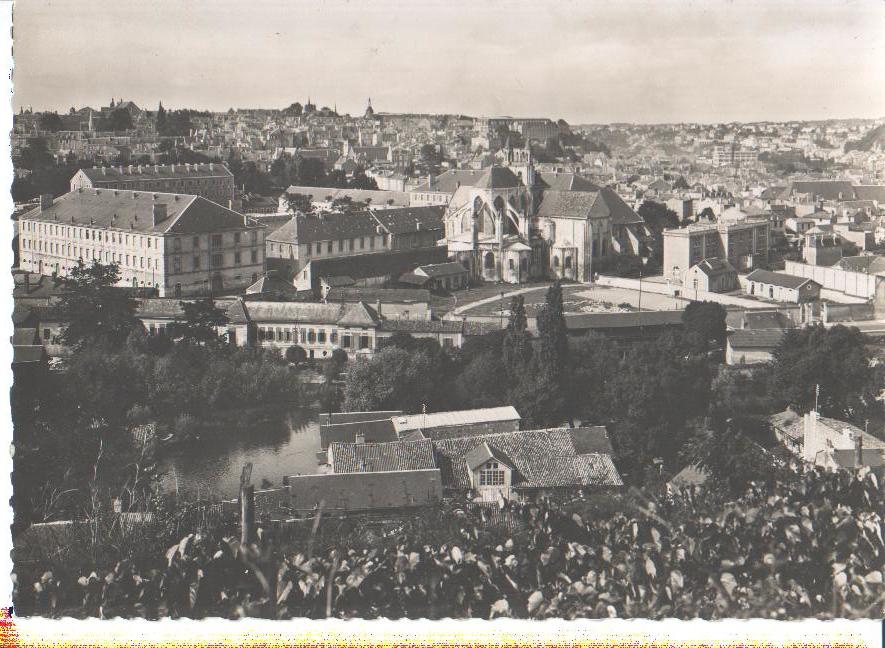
479 461 505 486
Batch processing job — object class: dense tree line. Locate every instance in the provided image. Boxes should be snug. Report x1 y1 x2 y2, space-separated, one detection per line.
12 262 302 529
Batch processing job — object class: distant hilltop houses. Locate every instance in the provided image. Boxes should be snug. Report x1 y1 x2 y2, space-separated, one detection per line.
9 94 885 365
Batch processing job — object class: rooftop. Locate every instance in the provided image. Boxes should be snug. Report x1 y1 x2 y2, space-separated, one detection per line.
391 406 521 434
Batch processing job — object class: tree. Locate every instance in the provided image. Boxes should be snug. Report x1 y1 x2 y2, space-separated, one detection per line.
638 200 679 265
285 345 308 364
697 206 716 221
58 261 137 349
286 193 313 213
501 295 531 379
344 346 441 413
681 301 727 352
294 156 327 186
769 324 875 420
167 299 229 346
108 108 134 131
156 102 166 130
536 281 568 383
39 112 63 132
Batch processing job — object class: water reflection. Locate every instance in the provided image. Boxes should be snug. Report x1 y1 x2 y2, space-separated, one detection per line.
159 406 321 499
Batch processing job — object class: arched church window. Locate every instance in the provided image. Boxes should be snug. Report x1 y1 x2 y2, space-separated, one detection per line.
553 255 560 268
494 196 505 212
473 196 483 215
565 256 573 269
508 258 514 270
484 252 495 269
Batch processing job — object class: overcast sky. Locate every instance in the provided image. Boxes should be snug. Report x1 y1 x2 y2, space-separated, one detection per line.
11 0 885 124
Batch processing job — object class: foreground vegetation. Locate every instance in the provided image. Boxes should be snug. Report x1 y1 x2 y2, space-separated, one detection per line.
16 465 885 620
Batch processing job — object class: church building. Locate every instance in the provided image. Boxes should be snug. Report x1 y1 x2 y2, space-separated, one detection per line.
442 145 649 284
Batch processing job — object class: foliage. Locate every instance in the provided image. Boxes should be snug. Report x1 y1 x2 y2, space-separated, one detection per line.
15 467 885 620
58 260 138 349
344 346 444 413
769 324 875 420
39 112 64 132
167 298 230 346
285 345 307 364
108 108 134 132
681 301 727 352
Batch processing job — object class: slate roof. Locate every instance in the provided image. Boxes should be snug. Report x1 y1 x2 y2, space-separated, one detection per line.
838 255 885 274
412 169 491 193
320 417 398 449
536 172 602 192
305 246 449 286
245 274 303 297
337 302 380 327
769 412 885 450
568 426 615 455
11 328 39 346
79 163 233 182
319 411 403 425
472 166 522 190
377 319 463 334
746 269 818 290
267 212 379 245
536 191 600 220
283 185 410 207
692 257 736 276
231 301 347 325
779 181 856 202
565 310 684 331
668 464 709 489
135 298 187 319
431 428 622 489
329 438 436 473
22 188 261 234
416 261 469 278
369 205 445 235
739 310 794 330
326 287 431 304
853 185 885 202
727 329 786 350
13 345 48 365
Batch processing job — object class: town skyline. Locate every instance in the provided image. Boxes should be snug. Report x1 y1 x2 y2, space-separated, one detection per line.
12 0 885 124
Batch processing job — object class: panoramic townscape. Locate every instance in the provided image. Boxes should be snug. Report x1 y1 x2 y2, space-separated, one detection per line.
7 0 885 626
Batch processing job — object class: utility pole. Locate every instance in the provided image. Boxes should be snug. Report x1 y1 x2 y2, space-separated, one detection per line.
239 462 254 546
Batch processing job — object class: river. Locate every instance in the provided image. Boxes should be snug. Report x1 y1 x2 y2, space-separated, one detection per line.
158 406 322 499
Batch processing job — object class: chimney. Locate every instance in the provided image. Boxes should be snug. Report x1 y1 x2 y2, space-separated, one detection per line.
375 298 382 318
855 429 864 468
39 193 53 211
152 203 168 226
209 162 214 171
355 431 366 445
416 221 422 231
101 166 106 176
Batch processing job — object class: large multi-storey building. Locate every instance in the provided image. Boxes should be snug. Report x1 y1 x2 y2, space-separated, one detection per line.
70 162 235 206
18 189 265 297
663 217 770 276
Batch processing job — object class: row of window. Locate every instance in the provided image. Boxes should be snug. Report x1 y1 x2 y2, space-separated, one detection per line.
22 221 159 248
257 326 372 349
268 235 381 258
22 241 161 270
171 250 259 273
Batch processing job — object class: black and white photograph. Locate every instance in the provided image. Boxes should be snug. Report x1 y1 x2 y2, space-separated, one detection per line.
4 0 885 637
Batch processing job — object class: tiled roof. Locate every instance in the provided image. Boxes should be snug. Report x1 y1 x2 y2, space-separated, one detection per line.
838 255 885 274
319 411 402 425
330 438 436 473
234 301 347 325
727 329 785 350
22 188 260 234
80 163 233 182
568 426 615 455
432 427 622 489
740 310 794 331
135 298 187 319
391 406 521 434
746 269 818 290
337 302 380 327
